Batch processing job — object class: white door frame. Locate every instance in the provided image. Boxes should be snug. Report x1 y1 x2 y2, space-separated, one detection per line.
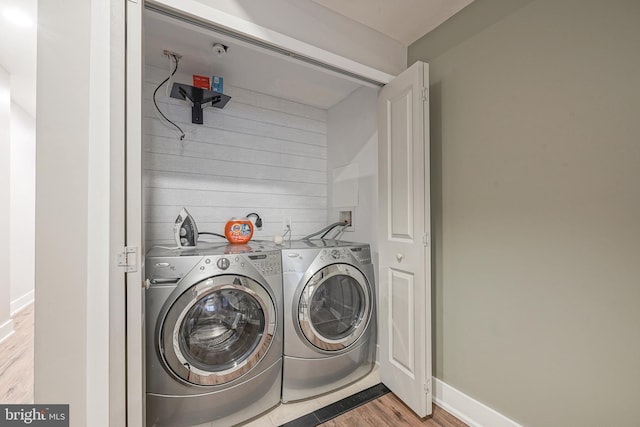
125 0 144 426
122 1 398 424
107 0 128 425
145 0 394 86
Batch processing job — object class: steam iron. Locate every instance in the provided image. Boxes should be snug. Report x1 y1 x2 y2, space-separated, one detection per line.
174 208 199 247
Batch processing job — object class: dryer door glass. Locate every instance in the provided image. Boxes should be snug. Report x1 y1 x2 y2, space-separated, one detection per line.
299 264 371 351
162 275 276 386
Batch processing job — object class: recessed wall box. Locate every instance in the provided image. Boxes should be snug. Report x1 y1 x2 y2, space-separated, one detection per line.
339 210 353 231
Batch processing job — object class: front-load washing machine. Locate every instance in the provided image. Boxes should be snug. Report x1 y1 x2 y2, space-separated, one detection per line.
280 239 376 402
145 241 282 427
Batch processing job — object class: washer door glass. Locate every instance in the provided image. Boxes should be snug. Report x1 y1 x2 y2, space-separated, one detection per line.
298 264 371 351
161 275 275 386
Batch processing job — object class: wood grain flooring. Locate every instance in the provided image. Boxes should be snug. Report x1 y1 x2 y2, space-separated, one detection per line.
0 304 34 403
318 393 469 427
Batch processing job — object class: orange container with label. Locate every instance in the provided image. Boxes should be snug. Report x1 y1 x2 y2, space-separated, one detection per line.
192 75 210 90
224 218 254 244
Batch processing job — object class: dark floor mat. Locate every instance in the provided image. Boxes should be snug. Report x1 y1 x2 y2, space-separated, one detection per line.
279 383 390 427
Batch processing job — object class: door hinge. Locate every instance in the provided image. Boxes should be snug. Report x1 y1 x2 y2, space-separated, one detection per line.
422 233 430 247
421 87 428 102
117 246 138 273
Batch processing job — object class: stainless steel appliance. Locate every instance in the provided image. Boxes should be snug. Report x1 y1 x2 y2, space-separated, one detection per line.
280 239 376 402
145 241 282 427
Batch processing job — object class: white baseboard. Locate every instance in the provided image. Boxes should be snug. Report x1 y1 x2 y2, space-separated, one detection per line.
0 318 15 345
11 290 35 315
433 378 522 427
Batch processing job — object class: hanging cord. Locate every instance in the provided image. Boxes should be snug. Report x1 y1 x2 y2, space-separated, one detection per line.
246 212 262 228
320 222 348 239
155 231 225 248
153 245 181 250
153 53 185 140
198 232 226 239
302 221 349 240
282 224 292 243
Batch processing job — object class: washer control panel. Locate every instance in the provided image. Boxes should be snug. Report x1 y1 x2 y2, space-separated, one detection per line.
196 251 281 276
216 257 230 270
247 252 281 275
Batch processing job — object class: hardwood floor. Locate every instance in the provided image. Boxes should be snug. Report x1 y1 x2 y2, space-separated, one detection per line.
318 393 469 427
0 304 34 404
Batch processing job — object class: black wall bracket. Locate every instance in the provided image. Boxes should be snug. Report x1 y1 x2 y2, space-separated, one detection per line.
170 83 231 124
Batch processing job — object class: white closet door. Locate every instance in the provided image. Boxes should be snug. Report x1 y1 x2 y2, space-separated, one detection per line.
377 61 432 417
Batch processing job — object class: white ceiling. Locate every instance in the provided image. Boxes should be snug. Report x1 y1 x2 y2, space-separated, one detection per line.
0 0 474 117
311 0 475 45
144 11 364 110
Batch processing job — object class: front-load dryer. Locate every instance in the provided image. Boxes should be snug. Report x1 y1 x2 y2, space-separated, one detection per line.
280 239 376 403
145 241 282 427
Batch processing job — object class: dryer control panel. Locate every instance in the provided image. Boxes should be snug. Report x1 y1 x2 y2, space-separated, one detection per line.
349 246 371 264
320 248 350 262
317 246 371 264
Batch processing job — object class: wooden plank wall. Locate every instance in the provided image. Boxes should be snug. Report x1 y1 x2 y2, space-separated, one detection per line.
143 65 328 247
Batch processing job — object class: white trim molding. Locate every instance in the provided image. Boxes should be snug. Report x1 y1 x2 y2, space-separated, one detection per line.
0 318 14 345
433 378 523 427
146 0 395 86
11 290 34 316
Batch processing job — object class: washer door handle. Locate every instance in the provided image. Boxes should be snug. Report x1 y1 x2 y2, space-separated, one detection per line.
150 278 180 284
396 253 404 262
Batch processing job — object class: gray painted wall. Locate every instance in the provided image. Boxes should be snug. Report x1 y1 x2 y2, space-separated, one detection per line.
409 0 640 425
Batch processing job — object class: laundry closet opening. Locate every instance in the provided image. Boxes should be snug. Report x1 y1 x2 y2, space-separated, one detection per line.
139 5 386 425
142 6 382 252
